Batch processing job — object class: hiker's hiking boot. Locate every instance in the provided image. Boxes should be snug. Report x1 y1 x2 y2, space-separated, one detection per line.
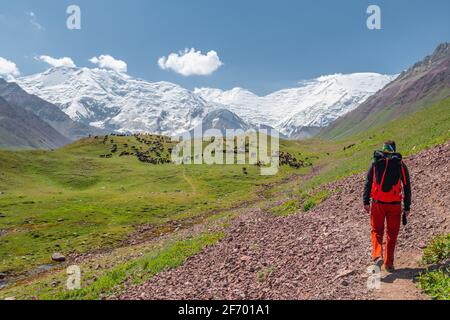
373 257 383 269
385 265 396 273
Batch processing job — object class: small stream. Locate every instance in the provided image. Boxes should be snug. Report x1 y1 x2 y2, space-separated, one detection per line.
0 264 58 290
35 264 55 273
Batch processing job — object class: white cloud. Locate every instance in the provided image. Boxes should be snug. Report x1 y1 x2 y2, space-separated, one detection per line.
89 55 127 73
36 55 77 68
0 57 20 80
27 11 45 31
158 48 223 76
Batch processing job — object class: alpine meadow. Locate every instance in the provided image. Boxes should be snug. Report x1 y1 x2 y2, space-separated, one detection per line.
0 0 449 305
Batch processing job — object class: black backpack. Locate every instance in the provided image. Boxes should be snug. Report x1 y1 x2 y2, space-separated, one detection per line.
372 151 403 193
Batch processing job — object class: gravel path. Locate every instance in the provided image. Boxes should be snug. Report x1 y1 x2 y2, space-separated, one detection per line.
119 142 450 300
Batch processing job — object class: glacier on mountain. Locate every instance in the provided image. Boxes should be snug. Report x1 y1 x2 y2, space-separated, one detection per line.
195 73 397 138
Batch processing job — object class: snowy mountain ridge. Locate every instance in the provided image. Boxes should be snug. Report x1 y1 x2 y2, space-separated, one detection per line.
195 73 397 138
17 67 396 139
18 67 211 137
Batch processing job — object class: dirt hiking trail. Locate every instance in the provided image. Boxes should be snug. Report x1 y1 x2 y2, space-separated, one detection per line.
119 142 450 300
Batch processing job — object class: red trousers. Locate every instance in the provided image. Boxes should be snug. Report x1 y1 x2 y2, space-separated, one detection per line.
371 202 402 267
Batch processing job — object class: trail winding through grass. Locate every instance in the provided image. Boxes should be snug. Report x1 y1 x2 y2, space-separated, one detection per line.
182 168 198 195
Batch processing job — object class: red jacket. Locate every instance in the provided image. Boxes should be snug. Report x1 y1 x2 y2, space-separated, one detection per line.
363 151 412 210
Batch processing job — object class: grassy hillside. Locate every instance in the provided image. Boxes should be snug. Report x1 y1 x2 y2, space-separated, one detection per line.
0 134 309 276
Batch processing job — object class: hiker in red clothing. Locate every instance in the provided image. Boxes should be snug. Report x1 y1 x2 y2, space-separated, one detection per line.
363 140 412 272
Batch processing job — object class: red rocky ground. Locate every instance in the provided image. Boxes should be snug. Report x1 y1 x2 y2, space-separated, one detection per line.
119 142 450 300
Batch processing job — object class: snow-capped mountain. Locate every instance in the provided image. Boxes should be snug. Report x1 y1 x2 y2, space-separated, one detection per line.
195 73 397 138
18 67 212 136
17 67 395 139
189 108 252 138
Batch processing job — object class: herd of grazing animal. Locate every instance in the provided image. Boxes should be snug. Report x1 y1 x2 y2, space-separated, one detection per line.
95 134 310 170
98 134 172 165
278 151 310 169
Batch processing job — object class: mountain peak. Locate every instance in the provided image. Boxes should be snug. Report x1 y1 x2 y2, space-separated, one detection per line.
41 66 130 81
431 42 450 60
402 42 450 78
43 66 79 74
421 42 450 67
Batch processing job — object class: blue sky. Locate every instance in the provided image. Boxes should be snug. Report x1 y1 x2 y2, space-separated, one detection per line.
0 0 449 94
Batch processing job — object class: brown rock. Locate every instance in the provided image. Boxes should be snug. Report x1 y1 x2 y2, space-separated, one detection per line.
51 253 66 262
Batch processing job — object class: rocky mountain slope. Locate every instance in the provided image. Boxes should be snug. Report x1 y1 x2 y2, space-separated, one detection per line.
0 79 101 140
0 96 70 149
17 68 394 139
119 142 449 300
321 43 450 139
195 73 395 139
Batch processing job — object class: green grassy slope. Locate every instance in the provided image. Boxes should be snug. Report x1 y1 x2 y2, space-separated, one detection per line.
0 134 307 275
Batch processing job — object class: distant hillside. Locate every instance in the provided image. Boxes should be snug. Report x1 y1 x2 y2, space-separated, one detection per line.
0 79 103 141
320 43 450 139
0 96 70 149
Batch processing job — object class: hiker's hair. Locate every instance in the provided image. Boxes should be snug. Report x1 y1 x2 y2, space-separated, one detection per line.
384 140 396 146
383 140 397 153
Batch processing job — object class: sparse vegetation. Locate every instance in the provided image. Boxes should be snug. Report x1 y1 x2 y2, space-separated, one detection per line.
301 190 331 212
418 234 450 300
256 267 275 283
422 234 450 265
270 199 299 216
418 269 450 300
